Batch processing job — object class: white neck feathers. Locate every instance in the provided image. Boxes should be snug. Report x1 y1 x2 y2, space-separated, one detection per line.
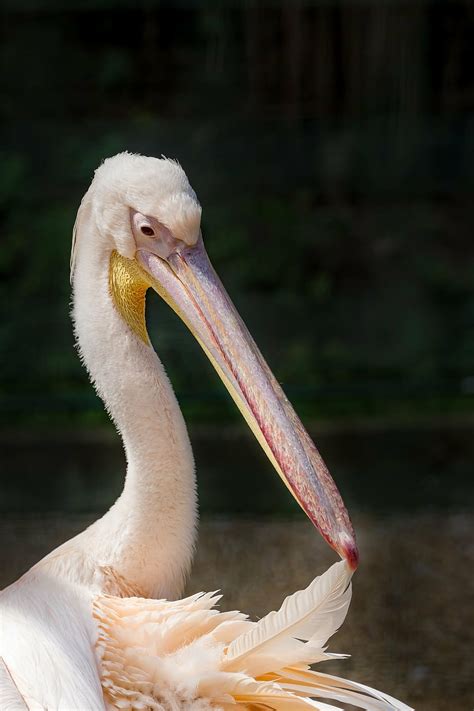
71 215 197 599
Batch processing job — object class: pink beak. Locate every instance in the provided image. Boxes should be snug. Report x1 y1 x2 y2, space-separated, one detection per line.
138 237 358 570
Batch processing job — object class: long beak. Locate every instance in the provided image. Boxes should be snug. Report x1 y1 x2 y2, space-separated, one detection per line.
137 237 358 569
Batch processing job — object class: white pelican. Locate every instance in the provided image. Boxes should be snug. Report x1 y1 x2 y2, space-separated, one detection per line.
0 153 411 711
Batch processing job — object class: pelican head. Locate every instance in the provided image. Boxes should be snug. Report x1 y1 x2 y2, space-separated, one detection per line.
72 152 358 570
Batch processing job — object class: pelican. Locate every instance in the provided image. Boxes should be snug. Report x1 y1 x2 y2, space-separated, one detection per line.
0 153 411 711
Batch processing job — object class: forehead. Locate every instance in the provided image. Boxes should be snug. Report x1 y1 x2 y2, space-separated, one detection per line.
93 153 198 212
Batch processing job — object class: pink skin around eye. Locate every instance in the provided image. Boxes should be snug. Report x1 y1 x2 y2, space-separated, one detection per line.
130 210 181 260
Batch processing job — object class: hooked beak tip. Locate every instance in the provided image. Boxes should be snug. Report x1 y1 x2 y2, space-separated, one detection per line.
342 539 359 571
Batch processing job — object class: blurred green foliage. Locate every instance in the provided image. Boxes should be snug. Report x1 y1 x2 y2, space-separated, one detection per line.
1 0 473 425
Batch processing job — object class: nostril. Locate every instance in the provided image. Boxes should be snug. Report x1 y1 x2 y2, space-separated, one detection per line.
140 225 155 237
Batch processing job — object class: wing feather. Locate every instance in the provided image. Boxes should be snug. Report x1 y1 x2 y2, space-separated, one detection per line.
224 561 352 673
0 659 29 711
276 668 413 711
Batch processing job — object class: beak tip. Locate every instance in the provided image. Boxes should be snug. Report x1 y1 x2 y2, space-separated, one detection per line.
341 538 359 571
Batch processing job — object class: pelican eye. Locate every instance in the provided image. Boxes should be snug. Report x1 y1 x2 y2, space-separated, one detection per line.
140 225 155 237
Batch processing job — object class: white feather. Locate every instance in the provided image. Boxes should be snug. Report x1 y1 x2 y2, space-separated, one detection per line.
276 668 413 711
224 560 352 673
0 563 105 710
284 682 408 711
0 659 28 710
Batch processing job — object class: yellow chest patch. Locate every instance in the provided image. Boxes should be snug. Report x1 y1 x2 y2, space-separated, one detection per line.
109 251 151 345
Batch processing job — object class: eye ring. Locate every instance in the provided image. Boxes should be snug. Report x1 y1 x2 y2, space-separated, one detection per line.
140 225 155 237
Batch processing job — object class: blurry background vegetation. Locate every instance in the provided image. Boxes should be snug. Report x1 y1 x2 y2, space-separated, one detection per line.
1 0 473 430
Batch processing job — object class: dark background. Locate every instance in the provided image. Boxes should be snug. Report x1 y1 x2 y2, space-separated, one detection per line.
1 2 473 710
2 1 474 425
